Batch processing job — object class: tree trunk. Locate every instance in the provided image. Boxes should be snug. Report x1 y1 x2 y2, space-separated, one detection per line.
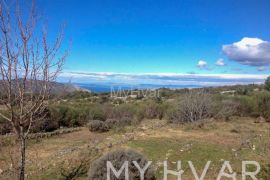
18 136 26 180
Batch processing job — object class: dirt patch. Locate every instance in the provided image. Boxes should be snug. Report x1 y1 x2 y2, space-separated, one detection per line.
136 127 240 146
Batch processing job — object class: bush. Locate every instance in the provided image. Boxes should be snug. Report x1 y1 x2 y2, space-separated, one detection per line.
88 105 107 121
49 104 70 127
168 91 211 123
88 120 109 132
105 117 133 128
165 103 180 123
104 118 118 128
212 98 239 120
256 92 270 119
134 100 169 121
49 104 88 127
265 76 270 91
135 105 145 121
30 108 60 132
64 91 92 99
121 117 133 125
108 104 136 120
49 103 105 128
235 96 258 117
31 117 59 133
143 100 164 120
88 149 156 180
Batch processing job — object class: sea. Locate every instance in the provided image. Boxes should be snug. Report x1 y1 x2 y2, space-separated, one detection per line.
75 83 202 93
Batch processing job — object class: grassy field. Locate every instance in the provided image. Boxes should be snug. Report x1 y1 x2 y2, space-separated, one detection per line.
1 117 270 179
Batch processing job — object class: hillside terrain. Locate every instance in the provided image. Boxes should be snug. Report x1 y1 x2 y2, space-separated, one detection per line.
0 80 83 96
1 117 270 179
1 84 270 179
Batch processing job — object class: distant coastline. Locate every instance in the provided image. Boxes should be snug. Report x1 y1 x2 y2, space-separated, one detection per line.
75 83 203 93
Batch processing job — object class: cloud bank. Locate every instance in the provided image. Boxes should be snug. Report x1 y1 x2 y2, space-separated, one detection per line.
59 71 268 87
222 37 270 66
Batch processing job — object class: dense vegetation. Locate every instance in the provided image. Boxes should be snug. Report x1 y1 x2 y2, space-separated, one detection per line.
1 83 270 179
1 83 270 135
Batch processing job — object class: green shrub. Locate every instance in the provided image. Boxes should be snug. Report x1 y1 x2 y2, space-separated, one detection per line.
265 76 270 91
88 105 107 121
236 87 249 95
64 91 92 99
49 103 107 128
109 104 136 120
88 149 156 180
49 105 74 127
256 92 270 119
143 100 163 120
166 104 180 123
212 99 239 120
88 120 109 132
31 117 59 133
105 117 133 128
135 100 169 121
235 96 258 117
135 105 145 121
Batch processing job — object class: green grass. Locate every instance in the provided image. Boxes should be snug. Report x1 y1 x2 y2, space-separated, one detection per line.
127 135 268 179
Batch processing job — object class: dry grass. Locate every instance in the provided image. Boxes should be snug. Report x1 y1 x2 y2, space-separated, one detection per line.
0 117 270 179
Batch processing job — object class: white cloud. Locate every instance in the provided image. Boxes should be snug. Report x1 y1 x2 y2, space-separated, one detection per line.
61 71 268 80
58 71 268 86
257 66 267 71
197 60 208 69
222 37 270 66
215 58 225 66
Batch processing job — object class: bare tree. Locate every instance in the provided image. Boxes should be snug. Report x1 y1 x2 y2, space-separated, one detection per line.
169 90 211 123
0 1 68 179
180 90 212 122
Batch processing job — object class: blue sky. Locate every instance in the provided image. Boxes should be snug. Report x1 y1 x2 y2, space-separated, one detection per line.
35 0 270 85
